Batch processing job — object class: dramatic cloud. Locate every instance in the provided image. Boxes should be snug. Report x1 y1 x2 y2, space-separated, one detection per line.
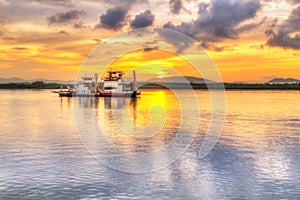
169 0 182 14
130 10 154 28
265 6 300 49
163 0 263 43
158 28 194 54
163 21 195 39
98 6 128 30
196 0 262 39
95 0 149 30
47 9 85 25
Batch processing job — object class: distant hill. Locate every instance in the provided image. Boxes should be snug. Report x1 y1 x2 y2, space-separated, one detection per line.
268 78 300 83
0 77 73 84
148 76 215 83
0 77 26 83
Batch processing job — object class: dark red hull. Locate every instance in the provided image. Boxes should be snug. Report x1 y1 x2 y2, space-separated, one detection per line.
97 91 140 97
59 91 140 97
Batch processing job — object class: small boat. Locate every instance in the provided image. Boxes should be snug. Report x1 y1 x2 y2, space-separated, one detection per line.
59 71 140 97
58 91 73 97
59 74 98 97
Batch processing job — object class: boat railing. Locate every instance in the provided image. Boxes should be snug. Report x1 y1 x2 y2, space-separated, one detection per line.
102 76 133 81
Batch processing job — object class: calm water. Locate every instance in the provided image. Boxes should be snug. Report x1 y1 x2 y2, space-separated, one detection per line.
0 89 299 199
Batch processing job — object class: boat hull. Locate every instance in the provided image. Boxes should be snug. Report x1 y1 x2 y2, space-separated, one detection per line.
59 92 73 97
59 91 140 97
97 91 140 97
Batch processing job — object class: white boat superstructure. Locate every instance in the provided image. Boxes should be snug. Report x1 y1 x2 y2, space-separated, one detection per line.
101 71 139 97
59 71 140 97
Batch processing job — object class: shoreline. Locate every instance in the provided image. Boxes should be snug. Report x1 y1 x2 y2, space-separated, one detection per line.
0 82 299 90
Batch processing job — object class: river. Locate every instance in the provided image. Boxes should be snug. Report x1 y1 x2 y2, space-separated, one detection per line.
0 89 299 199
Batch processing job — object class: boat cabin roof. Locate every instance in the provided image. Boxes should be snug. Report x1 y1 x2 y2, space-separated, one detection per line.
103 70 124 81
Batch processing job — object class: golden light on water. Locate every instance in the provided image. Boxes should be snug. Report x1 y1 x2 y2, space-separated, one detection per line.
95 90 181 152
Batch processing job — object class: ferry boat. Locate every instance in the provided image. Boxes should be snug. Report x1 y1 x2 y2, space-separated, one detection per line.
101 70 140 97
59 71 140 97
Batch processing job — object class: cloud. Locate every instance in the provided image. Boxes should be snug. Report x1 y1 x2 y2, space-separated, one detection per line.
249 44 265 49
73 21 89 29
92 38 102 44
95 0 149 30
24 0 75 7
263 0 300 5
103 0 148 9
143 46 158 51
0 0 9 6
58 30 69 35
163 0 263 43
0 17 6 25
287 0 300 4
97 6 128 30
158 28 194 54
169 0 182 14
12 47 29 51
200 41 231 52
25 0 149 8
130 10 154 28
2 36 17 40
265 6 300 49
196 0 262 39
47 9 85 25
290 0 300 4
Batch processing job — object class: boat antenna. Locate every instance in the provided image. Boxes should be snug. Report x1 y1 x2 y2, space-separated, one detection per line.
94 73 98 91
133 70 137 91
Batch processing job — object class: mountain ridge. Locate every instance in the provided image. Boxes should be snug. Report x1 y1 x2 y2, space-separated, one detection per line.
148 76 216 83
0 77 74 84
268 78 300 83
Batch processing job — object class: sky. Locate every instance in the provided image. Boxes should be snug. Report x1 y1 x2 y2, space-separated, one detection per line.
0 0 300 82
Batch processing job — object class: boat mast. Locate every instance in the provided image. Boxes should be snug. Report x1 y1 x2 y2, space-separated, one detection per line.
94 73 98 91
133 70 137 91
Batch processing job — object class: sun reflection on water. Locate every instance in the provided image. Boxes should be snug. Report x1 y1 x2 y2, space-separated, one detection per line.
93 90 181 152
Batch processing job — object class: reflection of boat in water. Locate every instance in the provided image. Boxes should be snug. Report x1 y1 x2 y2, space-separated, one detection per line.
59 71 140 97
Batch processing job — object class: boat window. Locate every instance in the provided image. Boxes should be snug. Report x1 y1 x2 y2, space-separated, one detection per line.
104 86 117 90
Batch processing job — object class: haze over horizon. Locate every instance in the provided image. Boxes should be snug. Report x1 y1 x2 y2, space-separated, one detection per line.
0 0 300 82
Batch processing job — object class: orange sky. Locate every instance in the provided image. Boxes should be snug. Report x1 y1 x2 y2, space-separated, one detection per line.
0 0 299 83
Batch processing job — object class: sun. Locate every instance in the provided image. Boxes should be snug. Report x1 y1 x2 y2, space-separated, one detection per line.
157 71 165 79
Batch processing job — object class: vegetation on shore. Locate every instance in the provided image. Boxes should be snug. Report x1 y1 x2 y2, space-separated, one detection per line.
0 81 299 90
138 82 300 90
0 81 68 89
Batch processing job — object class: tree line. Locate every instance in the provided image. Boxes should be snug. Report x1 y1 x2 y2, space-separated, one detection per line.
0 81 299 90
